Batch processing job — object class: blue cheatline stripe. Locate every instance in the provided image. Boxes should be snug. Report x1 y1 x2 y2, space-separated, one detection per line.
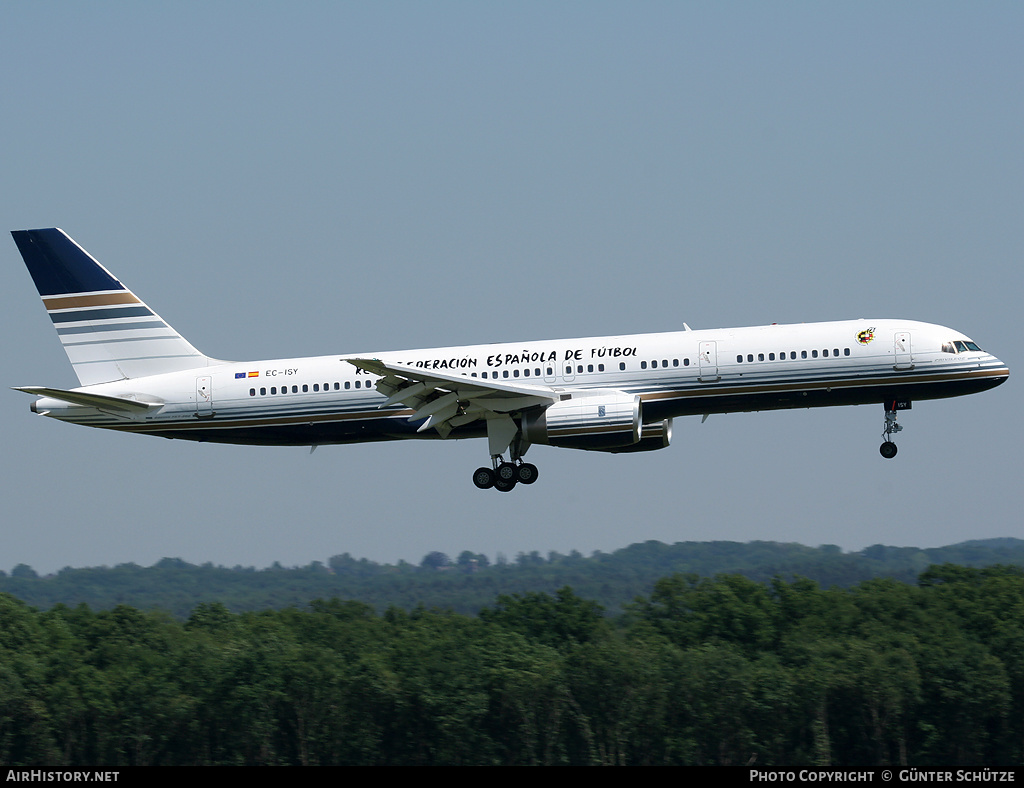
12 229 124 297
60 335 179 347
72 353 202 365
56 320 168 335
49 306 155 323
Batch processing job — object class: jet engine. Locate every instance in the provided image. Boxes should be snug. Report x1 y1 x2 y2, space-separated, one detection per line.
598 418 672 453
521 391 641 450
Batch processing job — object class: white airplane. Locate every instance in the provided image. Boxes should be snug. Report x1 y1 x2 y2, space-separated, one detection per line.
12 228 1009 491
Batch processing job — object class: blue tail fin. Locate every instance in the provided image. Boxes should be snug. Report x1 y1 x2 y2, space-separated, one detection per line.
12 228 212 385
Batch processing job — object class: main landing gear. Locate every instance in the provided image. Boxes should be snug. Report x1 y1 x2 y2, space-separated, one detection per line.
879 405 904 459
473 415 539 491
472 457 539 492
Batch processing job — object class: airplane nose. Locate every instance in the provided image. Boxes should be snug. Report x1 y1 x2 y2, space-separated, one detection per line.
990 355 1009 385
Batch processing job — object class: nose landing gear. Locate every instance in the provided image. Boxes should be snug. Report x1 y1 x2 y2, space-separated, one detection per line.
879 402 906 459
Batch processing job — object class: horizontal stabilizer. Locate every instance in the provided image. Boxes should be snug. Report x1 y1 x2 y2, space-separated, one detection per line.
13 386 161 413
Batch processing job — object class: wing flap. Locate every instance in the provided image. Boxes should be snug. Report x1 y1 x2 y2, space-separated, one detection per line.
348 357 557 438
349 358 556 398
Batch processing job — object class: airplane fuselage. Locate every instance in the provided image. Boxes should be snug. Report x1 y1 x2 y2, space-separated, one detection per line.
32 318 1007 448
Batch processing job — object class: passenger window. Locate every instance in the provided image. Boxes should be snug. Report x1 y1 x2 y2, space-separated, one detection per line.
249 388 256 396
619 362 626 371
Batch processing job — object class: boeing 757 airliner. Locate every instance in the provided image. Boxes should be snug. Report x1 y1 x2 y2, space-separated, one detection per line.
12 228 1009 491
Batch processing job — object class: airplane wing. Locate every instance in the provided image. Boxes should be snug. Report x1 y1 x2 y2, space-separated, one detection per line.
347 358 557 440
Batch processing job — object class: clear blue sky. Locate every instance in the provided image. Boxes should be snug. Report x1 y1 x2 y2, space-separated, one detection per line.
2 2 1020 574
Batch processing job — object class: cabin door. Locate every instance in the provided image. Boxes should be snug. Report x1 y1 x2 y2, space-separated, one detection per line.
698 341 720 382
894 332 914 370
195 376 213 416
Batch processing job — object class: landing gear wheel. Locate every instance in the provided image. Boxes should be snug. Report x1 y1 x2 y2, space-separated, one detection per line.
494 477 517 492
496 462 518 483
516 463 539 485
879 441 898 459
473 467 496 489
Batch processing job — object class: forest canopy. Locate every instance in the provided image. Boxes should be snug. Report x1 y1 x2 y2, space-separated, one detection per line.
0 563 1021 766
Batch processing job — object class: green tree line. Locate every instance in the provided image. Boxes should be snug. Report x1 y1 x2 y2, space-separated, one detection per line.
3 537 1022 618
0 564 1021 765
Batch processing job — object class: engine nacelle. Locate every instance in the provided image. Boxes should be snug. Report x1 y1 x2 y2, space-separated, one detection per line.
598 418 672 453
521 391 640 450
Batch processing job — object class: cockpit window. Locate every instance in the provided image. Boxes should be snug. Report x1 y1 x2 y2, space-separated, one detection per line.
949 340 984 353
